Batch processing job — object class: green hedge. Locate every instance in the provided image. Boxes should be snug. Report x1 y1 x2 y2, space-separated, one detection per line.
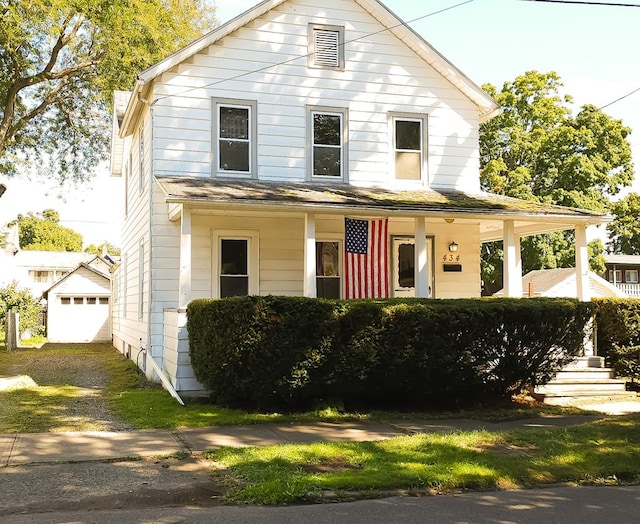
188 296 593 411
594 298 640 382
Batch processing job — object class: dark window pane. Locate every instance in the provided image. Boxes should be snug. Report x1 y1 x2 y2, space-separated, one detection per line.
220 107 249 139
220 141 249 171
317 277 340 299
314 114 341 145
313 146 341 176
221 239 247 275
398 242 415 288
396 120 421 151
316 242 339 276
220 276 249 297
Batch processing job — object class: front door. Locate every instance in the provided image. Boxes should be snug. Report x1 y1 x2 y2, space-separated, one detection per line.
391 236 434 297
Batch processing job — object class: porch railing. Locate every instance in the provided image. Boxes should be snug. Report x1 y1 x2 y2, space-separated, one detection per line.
614 282 640 297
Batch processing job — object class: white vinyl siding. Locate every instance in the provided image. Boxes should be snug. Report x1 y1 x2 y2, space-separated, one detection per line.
149 0 480 191
138 239 144 320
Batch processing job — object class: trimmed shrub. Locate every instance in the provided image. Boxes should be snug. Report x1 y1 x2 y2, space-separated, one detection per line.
188 296 593 411
594 298 640 381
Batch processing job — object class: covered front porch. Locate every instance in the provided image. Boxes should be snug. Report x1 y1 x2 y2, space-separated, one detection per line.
154 175 607 394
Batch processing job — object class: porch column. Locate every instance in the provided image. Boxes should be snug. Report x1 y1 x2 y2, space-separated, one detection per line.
303 213 316 298
415 217 428 297
575 223 591 301
503 220 522 297
179 207 191 308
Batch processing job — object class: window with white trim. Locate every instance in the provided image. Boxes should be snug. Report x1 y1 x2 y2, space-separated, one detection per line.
609 269 622 283
308 24 344 70
212 98 257 177
308 106 348 181
316 241 341 299
626 269 638 284
212 230 259 298
391 114 428 182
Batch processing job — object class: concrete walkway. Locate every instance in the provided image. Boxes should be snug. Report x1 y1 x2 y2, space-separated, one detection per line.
0 414 611 466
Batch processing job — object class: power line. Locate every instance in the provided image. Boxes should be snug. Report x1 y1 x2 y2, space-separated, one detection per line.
600 87 640 109
153 0 476 104
524 0 640 7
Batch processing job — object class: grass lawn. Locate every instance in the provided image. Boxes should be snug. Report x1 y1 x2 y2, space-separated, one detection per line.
206 414 640 504
0 343 594 433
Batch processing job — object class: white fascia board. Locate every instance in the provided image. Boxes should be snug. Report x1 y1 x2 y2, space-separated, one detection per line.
137 0 287 84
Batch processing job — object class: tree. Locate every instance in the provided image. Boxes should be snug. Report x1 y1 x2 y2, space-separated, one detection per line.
11 209 83 251
85 241 120 256
0 0 216 182
0 282 43 338
607 193 640 254
480 71 634 294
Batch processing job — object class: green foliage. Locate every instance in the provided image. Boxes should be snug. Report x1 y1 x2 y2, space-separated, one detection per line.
0 0 216 181
593 298 640 379
0 282 43 338
85 241 121 256
10 209 82 251
188 297 593 411
607 192 640 254
480 71 634 294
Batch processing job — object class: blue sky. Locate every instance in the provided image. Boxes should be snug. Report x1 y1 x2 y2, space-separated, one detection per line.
1 0 638 245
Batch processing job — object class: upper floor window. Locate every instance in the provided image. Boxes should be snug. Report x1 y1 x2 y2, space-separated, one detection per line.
626 270 639 284
308 106 348 181
212 98 257 177
391 114 428 182
308 24 344 70
609 269 622 283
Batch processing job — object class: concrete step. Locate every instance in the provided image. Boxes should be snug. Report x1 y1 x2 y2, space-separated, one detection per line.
536 379 628 396
565 356 606 369
553 368 615 380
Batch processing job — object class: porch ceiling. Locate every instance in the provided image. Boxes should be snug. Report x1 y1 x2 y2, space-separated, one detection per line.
155 175 609 240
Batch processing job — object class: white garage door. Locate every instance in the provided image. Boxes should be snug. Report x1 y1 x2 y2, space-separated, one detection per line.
50 296 110 342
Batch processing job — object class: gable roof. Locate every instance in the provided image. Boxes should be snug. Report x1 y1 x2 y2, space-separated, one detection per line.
42 262 110 299
121 0 499 134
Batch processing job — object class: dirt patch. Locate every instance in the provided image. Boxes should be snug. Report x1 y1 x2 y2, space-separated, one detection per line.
302 455 361 474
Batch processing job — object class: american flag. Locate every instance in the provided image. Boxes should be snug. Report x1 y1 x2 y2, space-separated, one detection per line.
344 217 389 299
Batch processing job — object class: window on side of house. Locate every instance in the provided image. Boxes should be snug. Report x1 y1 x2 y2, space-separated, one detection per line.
212 98 257 177
391 114 427 182
61 297 71 305
308 24 344 70
626 269 638 284
308 107 348 181
316 241 340 299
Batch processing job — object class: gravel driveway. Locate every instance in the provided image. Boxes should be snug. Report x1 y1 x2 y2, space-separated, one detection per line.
0 343 134 432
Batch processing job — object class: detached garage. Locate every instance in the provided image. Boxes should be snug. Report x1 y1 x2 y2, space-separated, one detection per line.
43 263 111 343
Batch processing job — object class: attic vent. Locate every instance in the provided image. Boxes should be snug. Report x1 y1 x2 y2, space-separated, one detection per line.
309 24 344 70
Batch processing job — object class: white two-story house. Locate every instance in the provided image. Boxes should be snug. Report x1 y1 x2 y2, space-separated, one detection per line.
110 0 606 395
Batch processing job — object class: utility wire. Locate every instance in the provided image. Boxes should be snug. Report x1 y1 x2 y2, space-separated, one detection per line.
153 0 476 104
524 0 640 7
600 87 640 109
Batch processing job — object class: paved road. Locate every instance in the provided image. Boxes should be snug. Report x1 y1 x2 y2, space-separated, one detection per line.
5 485 639 523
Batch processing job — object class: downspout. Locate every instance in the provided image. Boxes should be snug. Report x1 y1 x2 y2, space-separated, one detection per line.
139 93 159 395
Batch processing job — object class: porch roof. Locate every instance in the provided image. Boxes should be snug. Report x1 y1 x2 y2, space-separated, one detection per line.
155 175 608 241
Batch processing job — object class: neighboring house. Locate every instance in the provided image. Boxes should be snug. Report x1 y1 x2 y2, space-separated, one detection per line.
494 268 627 299
110 0 607 395
42 256 113 343
603 254 640 298
0 249 93 298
